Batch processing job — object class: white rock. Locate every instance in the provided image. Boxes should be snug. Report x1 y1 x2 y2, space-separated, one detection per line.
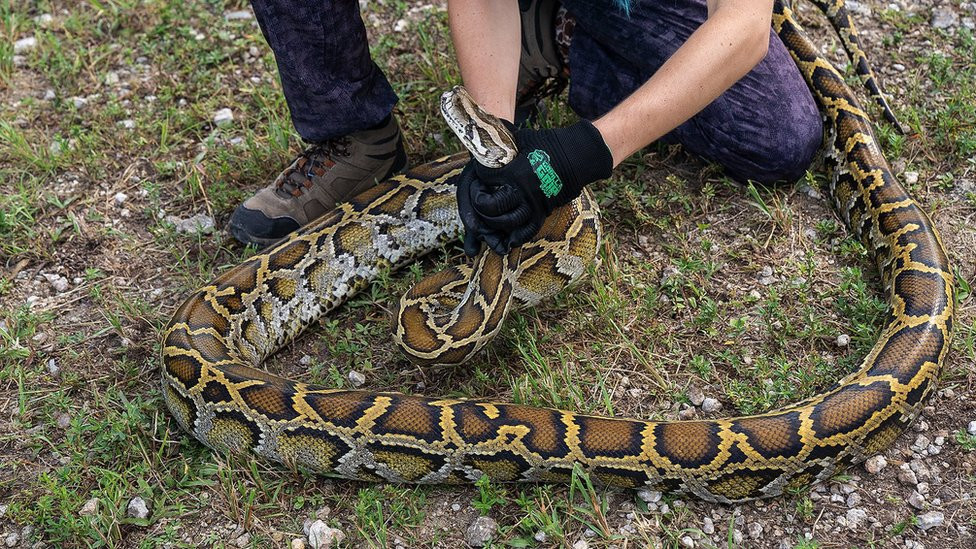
917 511 944 531
347 370 365 387
290 539 305 549
846 492 861 508
5 533 19 547
911 434 931 453
464 516 498 547
637 488 662 503
898 464 918 486
534 531 547 542
748 522 764 539
119 119 135 129
573 541 589 549
904 171 919 185
393 19 408 32
71 96 87 109
80 496 99 516
688 385 705 407
14 36 36 54
864 455 888 474
702 398 722 413
908 491 926 510
304 520 344 549
35 13 54 26
126 496 149 519
931 7 959 28
0 504 7 518
892 63 906 72
213 108 234 128
166 213 215 235
114 192 128 205
224 10 253 20
967 420 976 436
835 334 850 347
43 273 70 293
43 89 55 100
702 517 715 535
104 71 119 85
680 535 695 548
845 509 868 530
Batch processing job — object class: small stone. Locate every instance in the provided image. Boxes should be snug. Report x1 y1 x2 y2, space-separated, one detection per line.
43 273 70 293
931 7 959 29
46 358 59 375
79 497 99 516
104 71 119 85
534 531 547 542
702 517 715 535
5 533 19 547
701 398 722 413
835 334 850 347
680 535 695 548
573 541 589 549
917 511 944 531
898 465 918 486
864 455 888 474
224 10 253 20
892 63 906 72
904 171 919 185
845 509 867 530
393 19 408 32
304 520 344 549
290 539 305 549
119 119 135 129
659 503 670 514
235 533 251 547
56 413 71 429
749 289 762 300
126 496 149 519
347 370 365 387
637 488 662 503
967 421 976 436
43 89 55 100
213 108 234 128
911 435 931 453
678 406 696 420
451 503 461 512
908 491 926 510
0 504 6 518
464 516 498 547
71 96 87 109
14 36 36 54
166 213 215 235
688 385 705 407
114 192 128 205
732 529 744 545
748 522 764 539
35 13 54 26
846 492 861 508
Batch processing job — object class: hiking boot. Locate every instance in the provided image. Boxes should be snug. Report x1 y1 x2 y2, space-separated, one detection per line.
228 115 407 247
515 0 570 126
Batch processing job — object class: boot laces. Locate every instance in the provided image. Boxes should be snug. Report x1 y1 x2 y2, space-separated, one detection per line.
275 137 352 198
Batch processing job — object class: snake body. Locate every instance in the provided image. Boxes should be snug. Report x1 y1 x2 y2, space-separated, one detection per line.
162 1 953 502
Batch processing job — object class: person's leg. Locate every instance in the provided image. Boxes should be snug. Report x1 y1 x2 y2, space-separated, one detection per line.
229 0 407 247
559 0 823 184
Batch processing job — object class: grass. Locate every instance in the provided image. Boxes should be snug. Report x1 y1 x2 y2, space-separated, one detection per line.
0 0 974 547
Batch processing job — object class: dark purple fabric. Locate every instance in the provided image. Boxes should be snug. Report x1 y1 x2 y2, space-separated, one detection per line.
250 0 397 143
561 0 823 183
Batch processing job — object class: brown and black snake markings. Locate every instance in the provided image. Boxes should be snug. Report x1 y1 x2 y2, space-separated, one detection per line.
162 0 954 502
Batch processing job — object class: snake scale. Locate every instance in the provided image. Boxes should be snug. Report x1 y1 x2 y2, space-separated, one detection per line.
162 0 954 502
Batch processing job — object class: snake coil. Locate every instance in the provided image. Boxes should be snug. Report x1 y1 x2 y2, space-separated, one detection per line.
162 0 953 502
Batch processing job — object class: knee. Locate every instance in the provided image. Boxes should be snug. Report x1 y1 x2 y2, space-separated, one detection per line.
728 104 823 185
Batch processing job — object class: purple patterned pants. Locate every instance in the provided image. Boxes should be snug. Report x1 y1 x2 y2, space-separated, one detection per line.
250 0 822 183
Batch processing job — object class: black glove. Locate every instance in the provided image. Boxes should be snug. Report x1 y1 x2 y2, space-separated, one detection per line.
458 119 612 255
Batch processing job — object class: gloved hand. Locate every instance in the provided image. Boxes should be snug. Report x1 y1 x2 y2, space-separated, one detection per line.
456 119 613 255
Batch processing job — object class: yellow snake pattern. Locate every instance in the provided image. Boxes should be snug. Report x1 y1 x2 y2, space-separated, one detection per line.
161 1 954 502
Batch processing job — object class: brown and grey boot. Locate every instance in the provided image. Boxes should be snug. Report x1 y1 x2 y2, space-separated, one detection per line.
228 115 407 247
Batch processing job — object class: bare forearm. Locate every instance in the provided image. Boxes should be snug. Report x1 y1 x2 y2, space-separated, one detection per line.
593 0 773 166
448 0 521 122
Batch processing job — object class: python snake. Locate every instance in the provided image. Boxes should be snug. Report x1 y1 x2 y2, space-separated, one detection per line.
162 0 954 502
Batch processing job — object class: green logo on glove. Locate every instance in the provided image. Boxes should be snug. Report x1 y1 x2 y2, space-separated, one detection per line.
527 149 562 198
